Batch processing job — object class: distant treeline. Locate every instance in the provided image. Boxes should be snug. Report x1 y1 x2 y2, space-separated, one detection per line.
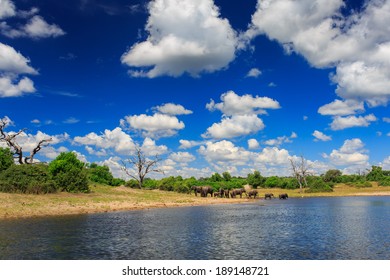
0 147 389 195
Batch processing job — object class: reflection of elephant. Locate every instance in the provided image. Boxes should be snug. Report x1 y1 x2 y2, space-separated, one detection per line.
201 186 214 197
248 190 258 199
264 193 274 199
230 188 247 198
191 186 202 196
279 193 288 199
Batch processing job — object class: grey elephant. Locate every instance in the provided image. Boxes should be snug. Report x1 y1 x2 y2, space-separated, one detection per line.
201 186 214 197
191 186 202 196
230 188 247 198
248 190 258 198
279 193 288 199
264 193 274 199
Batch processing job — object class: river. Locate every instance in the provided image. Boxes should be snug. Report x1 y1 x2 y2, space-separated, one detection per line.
1 196 390 259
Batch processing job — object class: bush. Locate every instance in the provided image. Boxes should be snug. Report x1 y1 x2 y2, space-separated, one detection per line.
354 181 372 188
305 179 333 193
264 176 283 188
0 164 57 194
49 152 89 193
379 177 390 186
0 147 14 172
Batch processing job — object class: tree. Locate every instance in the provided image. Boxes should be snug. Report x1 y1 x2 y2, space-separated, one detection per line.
121 147 164 189
289 156 311 193
48 152 89 193
222 171 232 181
0 117 51 164
210 172 223 182
0 147 14 172
366 166 384 181
247 170 265 188
323 169 342 182
88 163 115 185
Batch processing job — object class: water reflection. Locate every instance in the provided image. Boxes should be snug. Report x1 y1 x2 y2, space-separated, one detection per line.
0 196 389 259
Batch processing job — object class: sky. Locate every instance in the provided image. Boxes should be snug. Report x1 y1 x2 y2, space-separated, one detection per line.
0 0 389 179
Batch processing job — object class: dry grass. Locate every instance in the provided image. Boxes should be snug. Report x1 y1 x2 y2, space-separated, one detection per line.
1 183 390 220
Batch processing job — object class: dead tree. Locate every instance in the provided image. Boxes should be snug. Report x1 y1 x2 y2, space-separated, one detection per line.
289 156 311 193
121 146 164 188
0 117 52 164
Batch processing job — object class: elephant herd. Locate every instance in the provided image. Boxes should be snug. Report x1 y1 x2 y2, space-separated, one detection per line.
191 186 289 200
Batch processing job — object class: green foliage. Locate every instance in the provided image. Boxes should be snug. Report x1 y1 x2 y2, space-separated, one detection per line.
379 177 390 186
366 166 384 181
126 179 139 188
264 176 283 188
281 177 300 189
0 147 14 172
210 172 223 182
87 163 124 186
143 178 158 189
0 164 57 194
49 152 89 193
222 171 232 181
305 178 333 193
323 169 342 182
247 171 265 188
352 181 372 188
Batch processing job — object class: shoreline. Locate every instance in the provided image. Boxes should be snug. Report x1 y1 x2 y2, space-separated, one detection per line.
1 184 390 220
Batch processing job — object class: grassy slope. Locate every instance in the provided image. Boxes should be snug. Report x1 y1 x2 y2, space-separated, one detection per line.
1 183 390 219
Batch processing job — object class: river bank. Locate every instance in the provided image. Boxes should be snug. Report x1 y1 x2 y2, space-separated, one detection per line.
1 183 390 220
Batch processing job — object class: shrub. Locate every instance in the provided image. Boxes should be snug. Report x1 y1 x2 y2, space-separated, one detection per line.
305 179 333 193
48 152 89 193
264 176 283 188
348 181 372 188
0 164 57 194
379 177 390 186
0 147 14 172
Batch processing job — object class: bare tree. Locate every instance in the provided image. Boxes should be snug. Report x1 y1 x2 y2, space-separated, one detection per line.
289 155 311 193
121 146 164 188
0 117 52 164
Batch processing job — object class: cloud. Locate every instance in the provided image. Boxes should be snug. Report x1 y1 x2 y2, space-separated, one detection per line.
73 127 136 155
0 42 37 98
0 42 38 75
264 132 297 146
312 130 332 141
1 15 65 39
121 0 237 78
121 113 185 138
330 114 377 130
0 0 16 19
202 114 264 139
248 138 260 150
153 103 193 115
318 99 365 116
169 151 196 164
198 140 251 166
0 76 35 97
326 138 369 166
383 117 390 123
63 117 80 124
247 0 390 107
178 139 205 149
380 156 390 170
246 68 262 78
206 90 280 116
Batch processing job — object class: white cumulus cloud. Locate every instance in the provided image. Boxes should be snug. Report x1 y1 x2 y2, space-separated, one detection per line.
312 130 332 141
121 0 237 78
153 103 193 115
330 114 377 130
326 138 369 166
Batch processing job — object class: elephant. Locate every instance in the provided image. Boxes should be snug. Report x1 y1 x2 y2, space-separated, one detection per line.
224 189 230 198
279 193 289 199
200 186 214 197
230 188 247 198
191 186 202 196
264 193 274 199
248 190 258 199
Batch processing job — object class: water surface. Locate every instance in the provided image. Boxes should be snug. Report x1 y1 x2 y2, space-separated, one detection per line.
1 196 389 259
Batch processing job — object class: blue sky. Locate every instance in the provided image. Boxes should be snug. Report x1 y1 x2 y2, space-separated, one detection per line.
1 0 389 178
